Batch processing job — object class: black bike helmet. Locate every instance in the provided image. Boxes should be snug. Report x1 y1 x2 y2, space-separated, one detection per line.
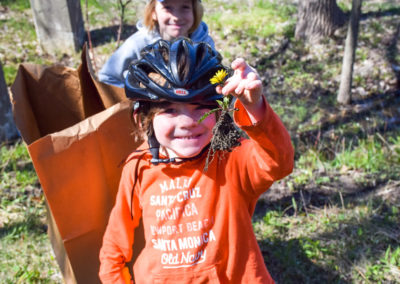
125 37 227 104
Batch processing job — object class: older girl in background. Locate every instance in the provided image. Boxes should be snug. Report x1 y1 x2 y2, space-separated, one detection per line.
98 0 214 88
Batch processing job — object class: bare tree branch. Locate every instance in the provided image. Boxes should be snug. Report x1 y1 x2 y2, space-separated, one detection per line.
85 0 98 73
117 0 133 47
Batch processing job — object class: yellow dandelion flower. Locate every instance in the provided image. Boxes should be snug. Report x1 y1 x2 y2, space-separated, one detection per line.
210 69 228 85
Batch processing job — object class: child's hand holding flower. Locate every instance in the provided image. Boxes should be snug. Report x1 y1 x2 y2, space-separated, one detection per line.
217 58 265 123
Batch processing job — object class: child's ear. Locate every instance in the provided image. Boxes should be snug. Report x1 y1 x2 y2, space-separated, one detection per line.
133 113 141 124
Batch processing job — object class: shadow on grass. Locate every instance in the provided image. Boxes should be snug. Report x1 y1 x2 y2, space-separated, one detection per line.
254 186 400 283
260 238 350 284
361 6 400 21
291 89 400 158
317 212 400 258
260 216 399 283
0 215 46 239
86 24 137 48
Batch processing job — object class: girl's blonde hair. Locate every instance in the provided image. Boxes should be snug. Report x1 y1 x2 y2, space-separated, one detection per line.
143 0 204 35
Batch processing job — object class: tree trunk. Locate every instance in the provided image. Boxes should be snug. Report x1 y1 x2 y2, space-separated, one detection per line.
337 0 363 105
30 0 85 53
295 0 347 42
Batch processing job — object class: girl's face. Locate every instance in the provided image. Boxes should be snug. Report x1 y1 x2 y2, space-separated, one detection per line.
153 102 216 159
152 0 194 41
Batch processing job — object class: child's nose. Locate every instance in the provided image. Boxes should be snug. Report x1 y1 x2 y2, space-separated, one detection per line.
169 9 180 19
178 113 199 128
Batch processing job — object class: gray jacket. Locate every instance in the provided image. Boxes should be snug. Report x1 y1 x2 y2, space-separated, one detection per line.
98 21 215 88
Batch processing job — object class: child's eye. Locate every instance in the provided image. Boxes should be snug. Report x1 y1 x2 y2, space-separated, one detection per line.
195 107 212 116
163 5 173 11
162 108 177 114
195 105 212 111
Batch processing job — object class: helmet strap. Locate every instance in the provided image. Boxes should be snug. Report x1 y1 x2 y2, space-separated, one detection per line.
147 131 210 165
147 132 160 164
147 131 177 165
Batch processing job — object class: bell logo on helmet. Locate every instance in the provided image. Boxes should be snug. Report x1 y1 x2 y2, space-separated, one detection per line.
174 88 189 96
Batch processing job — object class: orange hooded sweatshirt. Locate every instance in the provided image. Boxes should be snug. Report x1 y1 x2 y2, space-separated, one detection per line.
99 99 294 283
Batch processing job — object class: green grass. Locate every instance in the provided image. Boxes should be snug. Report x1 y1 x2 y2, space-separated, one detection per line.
81 0 120 27
254 199 400 283
0 142 61 283
206 8 289 38
0 0 30 11
330 138 392 173
0 2 51 85
291 134 400 187
0 203 60 283
203 0 297 63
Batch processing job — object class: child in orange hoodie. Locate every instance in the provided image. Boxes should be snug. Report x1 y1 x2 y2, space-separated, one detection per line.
99 38 294 284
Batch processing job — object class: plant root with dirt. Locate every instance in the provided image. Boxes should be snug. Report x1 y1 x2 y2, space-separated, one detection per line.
204 110 242 171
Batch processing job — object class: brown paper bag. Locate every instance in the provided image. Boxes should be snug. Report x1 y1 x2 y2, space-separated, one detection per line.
10 44 126 145
29 101 142 283
10 45 143 283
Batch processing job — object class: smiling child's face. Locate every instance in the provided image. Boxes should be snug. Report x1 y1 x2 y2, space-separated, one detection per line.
153 102 216 159
152 0 194 41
